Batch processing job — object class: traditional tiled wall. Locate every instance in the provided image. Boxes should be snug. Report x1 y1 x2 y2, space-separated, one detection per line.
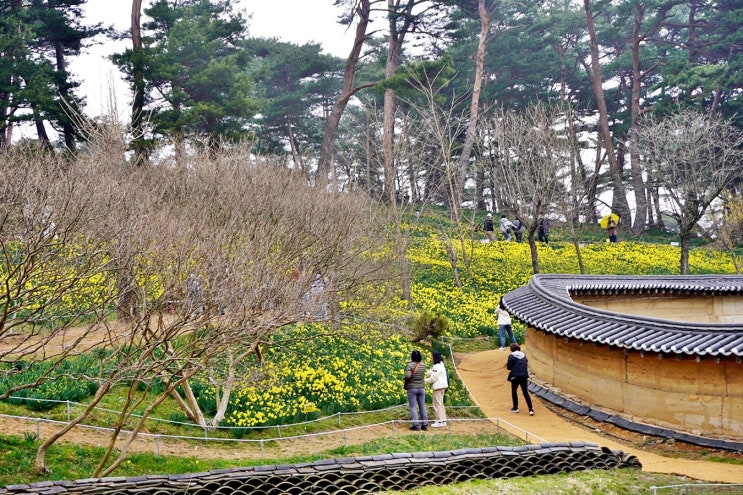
0 442 640 495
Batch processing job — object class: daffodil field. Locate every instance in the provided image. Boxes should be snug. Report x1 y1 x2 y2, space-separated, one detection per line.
1 223 737 430
408 234 735 339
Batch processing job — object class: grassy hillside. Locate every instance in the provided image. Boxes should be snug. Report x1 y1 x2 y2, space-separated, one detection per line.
0 213 738 491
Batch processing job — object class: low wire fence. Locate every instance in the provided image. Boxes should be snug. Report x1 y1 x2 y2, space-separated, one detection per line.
0 406 542 459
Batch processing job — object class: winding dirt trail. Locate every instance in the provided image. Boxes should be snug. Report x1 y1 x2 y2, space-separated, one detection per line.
457 347 743 484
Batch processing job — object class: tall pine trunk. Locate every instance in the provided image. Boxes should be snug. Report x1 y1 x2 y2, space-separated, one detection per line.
131 0 147 165
583 0 630 223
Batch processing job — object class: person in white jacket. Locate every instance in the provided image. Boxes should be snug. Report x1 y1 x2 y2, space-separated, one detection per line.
499 216 515 241
425 351 449 427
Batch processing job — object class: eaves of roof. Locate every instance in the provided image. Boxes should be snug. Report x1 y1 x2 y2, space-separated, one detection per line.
501 274 743 357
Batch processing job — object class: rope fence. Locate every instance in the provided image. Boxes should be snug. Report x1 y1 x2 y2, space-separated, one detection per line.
0 411 541 458
0 339 547 457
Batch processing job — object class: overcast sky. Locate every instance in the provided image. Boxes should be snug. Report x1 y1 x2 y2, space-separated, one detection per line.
71 0 354 116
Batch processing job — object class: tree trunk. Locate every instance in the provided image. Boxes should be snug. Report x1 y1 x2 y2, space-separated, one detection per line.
527 230 540 274
443 238 462 289
212 354 236 426
316 0 371 187
680 233 691 275
583 0 630 223
179 380 208 428
286 121 306 174
455 0 490 198
572 239 586 274
382 0 416 204
32 105 52 149
131 0 147 165
36 383 112 473
98 377 191 478
382 90 397 204
628 3 648 234
52 34 76 152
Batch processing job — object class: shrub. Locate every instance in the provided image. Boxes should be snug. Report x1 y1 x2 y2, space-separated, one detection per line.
410 311 450 342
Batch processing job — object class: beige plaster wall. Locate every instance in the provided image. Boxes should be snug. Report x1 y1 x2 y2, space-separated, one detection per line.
574 294 743 324
526 327 743 439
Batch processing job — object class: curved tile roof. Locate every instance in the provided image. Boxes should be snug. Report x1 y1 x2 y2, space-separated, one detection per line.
501 274 743 357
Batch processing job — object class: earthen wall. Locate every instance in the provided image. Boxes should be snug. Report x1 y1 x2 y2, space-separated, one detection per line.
526 327 743 439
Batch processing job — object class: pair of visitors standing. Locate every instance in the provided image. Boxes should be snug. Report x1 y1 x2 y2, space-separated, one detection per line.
506 343 534 415
496 299 516 350
403 350 428 430
404 350 450 430
425 351 449 427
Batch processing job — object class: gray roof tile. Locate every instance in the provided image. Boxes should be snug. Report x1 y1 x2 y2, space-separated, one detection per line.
502 274 743 357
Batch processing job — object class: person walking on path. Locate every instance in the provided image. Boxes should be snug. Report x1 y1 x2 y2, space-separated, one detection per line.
506 343 534 415
425 351 449 427
404 350 428 431
496 300 516 350
500 215 515 241
482 213 495 243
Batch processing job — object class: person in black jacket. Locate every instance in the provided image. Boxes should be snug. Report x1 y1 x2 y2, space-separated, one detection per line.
482 213 495 243
537 218 550 243
506 343 534 415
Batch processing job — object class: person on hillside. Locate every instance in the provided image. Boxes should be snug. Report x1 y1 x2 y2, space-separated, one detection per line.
496 300 516 350
186 273 204 315
537 218 550 243
506 343 534 416
500 215 516 241
425 351 449 427
404 350 428 431
607 216 618 243
482 213 496 243
513 218 524 243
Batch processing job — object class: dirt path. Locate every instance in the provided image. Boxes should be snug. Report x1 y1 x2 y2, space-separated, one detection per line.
457 347 743 484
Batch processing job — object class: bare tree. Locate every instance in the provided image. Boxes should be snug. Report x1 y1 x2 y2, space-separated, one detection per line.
553 102 592 274
4 112 394 475
707 191 743 274
0 143 119 400
634 109 743 274
160 145 395 429
400 71 473 286
482 103 571 274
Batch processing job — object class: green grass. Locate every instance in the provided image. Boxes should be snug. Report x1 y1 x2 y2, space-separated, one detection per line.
381 469 708 494
0 431 517 487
